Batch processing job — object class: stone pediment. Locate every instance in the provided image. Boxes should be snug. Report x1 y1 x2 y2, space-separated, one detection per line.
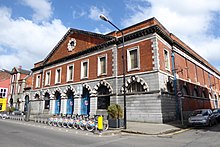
42 28 113 66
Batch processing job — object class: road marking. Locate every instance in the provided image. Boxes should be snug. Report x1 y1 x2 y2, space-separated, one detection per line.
157 128 191 137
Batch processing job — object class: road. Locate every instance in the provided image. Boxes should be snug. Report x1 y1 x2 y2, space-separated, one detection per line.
1 119 220 147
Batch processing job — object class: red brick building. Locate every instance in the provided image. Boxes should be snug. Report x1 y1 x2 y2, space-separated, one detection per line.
0 69 11 111
8 67 31 110
29 17 220 123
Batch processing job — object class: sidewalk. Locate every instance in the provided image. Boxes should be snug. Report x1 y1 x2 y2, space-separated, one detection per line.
122 121 187 135
102 121 188 136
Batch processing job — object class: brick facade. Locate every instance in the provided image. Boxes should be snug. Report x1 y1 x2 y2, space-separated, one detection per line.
26 17 220 123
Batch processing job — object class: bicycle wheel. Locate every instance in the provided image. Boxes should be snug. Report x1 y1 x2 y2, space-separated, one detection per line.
57 121 62 127
79 123 85 131
48 120 53 126
86 123 95 132
67 122 73 129
73 123 78 129
103 121 109 131
53 121 58 127
62 121 67 128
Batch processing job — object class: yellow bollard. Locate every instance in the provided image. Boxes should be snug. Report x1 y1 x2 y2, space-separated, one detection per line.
97 115 103 130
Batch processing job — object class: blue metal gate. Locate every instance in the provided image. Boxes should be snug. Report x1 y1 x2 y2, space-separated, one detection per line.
66 95 74 115
81 89 90 115
55 94 61 114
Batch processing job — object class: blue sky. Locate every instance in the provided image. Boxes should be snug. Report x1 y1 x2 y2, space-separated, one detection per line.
0 0 220 71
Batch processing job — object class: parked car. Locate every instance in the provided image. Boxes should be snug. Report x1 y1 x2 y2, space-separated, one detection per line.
0 111 9 119
188 109 217 127
212 108 220 122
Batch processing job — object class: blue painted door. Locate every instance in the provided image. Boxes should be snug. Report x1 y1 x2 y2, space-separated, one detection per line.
55 95 61 114
66 95 74 115
81 90 90 115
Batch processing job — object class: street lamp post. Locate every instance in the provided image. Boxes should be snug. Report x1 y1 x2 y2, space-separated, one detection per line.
100 14 127 129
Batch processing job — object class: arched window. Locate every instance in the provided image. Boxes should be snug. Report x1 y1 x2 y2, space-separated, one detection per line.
97 85 110 109
182 86 188 95
44 92 50 109
167 82 174 93
201 91 206 98
35 94 40 99
193 88 199 97
128 81 144 93
54 91 61 114
66 90 74 115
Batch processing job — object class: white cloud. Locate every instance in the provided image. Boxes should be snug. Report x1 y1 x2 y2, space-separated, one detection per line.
72 10 86 19
22 0 53 22
122 0 220 70
0 6 68 70
93 27 112 34
89 6 109 21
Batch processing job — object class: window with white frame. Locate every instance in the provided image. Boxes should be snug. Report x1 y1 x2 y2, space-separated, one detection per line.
12 74 16 83
81 60 89 79
67 64 74 82
127 47 140 71
55 68 62 84
45 71 51 86
17 84 21 94
35 74 41 88
164 49 170 70
0 88 7 98
98 55 107 76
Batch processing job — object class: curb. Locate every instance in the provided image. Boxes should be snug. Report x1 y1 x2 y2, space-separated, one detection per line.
121 128 190 136
157 128 191 137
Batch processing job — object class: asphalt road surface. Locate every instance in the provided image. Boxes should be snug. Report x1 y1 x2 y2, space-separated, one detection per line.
1 119 220 147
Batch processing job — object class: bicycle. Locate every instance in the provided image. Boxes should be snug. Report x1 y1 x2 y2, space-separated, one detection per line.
86 115 109 132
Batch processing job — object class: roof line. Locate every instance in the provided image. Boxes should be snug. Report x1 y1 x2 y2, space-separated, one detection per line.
42 28 114 65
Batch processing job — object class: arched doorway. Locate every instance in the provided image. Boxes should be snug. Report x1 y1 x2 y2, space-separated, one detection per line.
54 91 61 115
81 87 90 115
44 92 50 110
97 85 110 110
66 90 74 115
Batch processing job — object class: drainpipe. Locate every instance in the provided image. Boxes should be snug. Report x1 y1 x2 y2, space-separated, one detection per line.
208 73 215 108
171 46 179 121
